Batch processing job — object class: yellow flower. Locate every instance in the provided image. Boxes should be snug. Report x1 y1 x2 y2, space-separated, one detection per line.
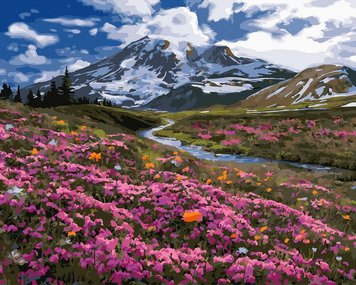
260 226 268 232
345 247 350 252
55 120 65 125
183 211 203 223
145 162 155 169
342 215 351 221
312 190 318 195
254 235 261 240
147 226 156 232
266 187 272 193
108 146 115 151
89 152 102 162
68 231 76 237
81 125 87 131
284 238 289 244
31 148 38 155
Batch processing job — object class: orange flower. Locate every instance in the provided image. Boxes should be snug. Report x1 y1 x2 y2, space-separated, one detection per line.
303 239 310 244
154 174 161 179
70 131 78 136
142 155 150 161
206 179 212 185
182 166 190 173
230 233 237 239
344 247 350 252
68 231 76 237
245 179 251 183
266 187 272 193
260 226 268 232
254 235 261 240
81 125 87 131
89 152 101 162
31 148 38 155
176 174 185 181
175 156 183 163
145 162 155 169
312 190 318 195
256 182 261 186
226 180 233 185
284 238 290 244
173 151 179 155
183 211 203 223
342 215 351 221
108 146 115 151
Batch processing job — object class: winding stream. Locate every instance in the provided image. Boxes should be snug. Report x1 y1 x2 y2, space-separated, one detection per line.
138 119 340 173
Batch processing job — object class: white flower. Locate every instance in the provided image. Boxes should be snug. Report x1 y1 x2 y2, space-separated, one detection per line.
7 186 24 196
171 160 180 167
312 247 317 253
238 247 249 255
336 256 342 261
5 124 14 131
48 139 58 146
114 164 122 171
299 197 308 201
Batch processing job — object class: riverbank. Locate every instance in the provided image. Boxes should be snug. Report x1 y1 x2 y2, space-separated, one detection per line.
155 107 356 170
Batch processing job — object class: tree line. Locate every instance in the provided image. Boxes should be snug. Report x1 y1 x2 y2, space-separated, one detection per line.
0 68 113 107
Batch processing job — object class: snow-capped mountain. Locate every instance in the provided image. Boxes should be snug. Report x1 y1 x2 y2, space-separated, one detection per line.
22 36 296 109
241 65 356 108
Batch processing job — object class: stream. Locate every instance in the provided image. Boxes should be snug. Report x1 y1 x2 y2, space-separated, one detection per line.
138 119 342 173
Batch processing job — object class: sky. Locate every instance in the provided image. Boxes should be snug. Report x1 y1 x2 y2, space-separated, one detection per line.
0 0 355 86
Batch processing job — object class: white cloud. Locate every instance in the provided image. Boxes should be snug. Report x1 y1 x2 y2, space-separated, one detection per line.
89 28 98 36
6 22 58 48
67 59 91 72
102 7 212 53
10 45 51 65
43 17 98 27
0 69 6 76
80 0 159 17
64 29 81 34
202 0 356 69
8 72 30 83
34 70 62 83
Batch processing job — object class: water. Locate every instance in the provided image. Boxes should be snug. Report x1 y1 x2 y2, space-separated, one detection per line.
138 119 339 173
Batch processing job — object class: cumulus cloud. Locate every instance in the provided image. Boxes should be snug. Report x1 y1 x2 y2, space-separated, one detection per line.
89 28 98 36
10 45 51 65
0 69 6 76
34 70 62 83
43 17 98 27
67 59 91 72
6 22 58 48
102 7 212 53
201 0 356 69
80 0 159 17
8 72 30 83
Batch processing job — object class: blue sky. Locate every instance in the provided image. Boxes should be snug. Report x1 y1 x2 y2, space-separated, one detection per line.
0 0 355 86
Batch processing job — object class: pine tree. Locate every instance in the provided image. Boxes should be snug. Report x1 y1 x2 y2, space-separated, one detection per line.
43 80 59 107
58 67 75 105
12 85 22 103
27 90 35 106
0 83 13 100
34 90 42 107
